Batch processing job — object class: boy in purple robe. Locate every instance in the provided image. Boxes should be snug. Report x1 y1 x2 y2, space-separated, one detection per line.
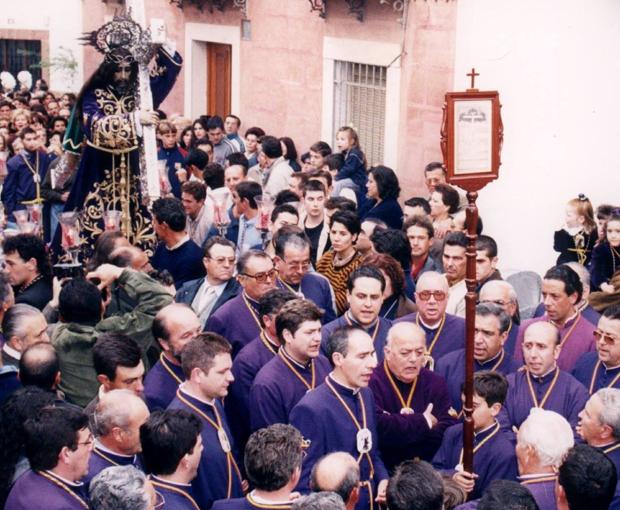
290 326 389 510
144 304 201 411
84 390 148 486
141 409 203 510
226 289 296 449
321 266 392 361
395 271 465 366
573 304 620 395
432 371 518 500
436 303 521 412
499 322 589 437
369 322 456 470
514 265 595 372
212 424 302 510
206 250 277 357
250 299 331 431
516 408 574 510
5 406 92 510
168 333 245 510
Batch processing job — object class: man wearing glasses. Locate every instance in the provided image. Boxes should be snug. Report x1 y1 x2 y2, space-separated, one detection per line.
573 304 620 394
396 271 465 367
206 250 277 357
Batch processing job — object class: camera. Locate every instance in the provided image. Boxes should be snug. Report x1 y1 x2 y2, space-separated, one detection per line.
52 263 84 279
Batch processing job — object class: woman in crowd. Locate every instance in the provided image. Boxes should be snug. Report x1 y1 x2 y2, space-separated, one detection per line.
280 136 301 172
361 165 404 230
245 126 265 168
429 183 460 239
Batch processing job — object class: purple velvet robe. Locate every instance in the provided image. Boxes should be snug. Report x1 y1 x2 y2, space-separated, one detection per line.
369 364 456 470
83 445 140 486
498 368 589 436
276 272 337 324
144 354 185 411
514 314 596 372
168 388 243 510
320 314 392 362
290 376 389 510
572 351 620 395
5 470 89 510
519 475 558 510
226 333 279 449
395 312 465 364
599 442 620 510
212 494 293 510
206 293 262 357
150 475 200 510
435 348 521 412
504 321 520 361
249 350 331 431
432 422 519 500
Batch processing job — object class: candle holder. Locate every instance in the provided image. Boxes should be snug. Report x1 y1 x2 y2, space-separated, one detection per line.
103 210 122 232
254 193 275 249
27 204 43 236
211 188 231 237
58 211 81 265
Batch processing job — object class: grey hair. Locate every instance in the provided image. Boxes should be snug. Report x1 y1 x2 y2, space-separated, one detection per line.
89 465 150 510
480 280 518 304
596 388 620 439
565 262 590 289
92 389 135 437
291 492 346 510
475 302 511 334
517 408 574 468
3 303 42 342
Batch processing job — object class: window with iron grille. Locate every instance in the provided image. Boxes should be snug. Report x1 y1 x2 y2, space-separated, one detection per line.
0 39 42 85
333 61 387 167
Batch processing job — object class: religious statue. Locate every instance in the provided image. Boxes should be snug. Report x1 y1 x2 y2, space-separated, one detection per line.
56 12 182 256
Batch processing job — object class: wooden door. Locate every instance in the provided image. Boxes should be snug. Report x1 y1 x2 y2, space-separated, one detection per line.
206 43 231 118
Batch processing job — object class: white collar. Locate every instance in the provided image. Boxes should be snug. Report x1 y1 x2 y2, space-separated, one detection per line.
418 316 443 330
167 235 190 251
2 343 21 360
94 439 135 459
249 490 294 505
45 470 83 487
179 382 216 406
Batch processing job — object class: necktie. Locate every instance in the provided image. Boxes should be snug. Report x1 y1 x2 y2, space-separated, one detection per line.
194 285 218 326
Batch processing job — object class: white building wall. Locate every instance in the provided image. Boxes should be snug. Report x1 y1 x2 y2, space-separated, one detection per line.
453 0 620 275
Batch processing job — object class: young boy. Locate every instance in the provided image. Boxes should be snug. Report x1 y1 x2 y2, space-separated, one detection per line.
157 121 187 199
432 371 518 499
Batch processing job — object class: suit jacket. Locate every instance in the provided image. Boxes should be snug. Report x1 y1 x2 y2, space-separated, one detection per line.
176 277 240 320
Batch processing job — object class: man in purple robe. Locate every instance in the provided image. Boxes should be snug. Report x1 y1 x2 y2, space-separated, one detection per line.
141 409 203 510
206 250 277 357
514 265 595 372
144 304 201 411
290 326 389 510
84 390 149 485
5 405 92 510
573 304 620 395
499 321 589 436
395 271 465 367
212 424 302 510
321 266 392 361
168 332 245 509
432 371 518 500
576 388 620 509
369 322 455 470
478 280 521 357
250 299 331 431
436 303 521 412
226 288 296 449
516 409 574 510
273 226 337 324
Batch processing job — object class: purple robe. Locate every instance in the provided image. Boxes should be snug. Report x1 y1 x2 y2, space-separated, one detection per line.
573 351 620 395
598 442 620 510
206 293 262 357
249 350 331 431
321 314 392 362
519 474 558 510
395 313 465 364
498 368 588 436
276 272 337 324
435 348 521 412
144 354 185 411
212 494 293 510
168 388 244 510
5 469 89 510
504 321 520 360
369 364 456 470
83 445 140 486
150 475 201 510
432 422 519 500
514 314 596 372
534 301 601 326
290 376 389 510
226 333 279 449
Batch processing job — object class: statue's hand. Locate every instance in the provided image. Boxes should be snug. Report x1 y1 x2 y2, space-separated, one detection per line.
139 109 159 126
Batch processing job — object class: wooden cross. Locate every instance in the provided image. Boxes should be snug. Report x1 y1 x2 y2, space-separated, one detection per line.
467 68 479 89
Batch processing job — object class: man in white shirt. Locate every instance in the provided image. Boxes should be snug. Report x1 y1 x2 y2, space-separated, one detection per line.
258 136 293 197
182 181 212 248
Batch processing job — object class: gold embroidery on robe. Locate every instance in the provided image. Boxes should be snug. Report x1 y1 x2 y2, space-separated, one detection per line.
89 88 138 152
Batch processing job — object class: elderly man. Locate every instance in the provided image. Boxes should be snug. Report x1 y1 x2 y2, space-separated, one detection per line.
516 409 574 510
499 321 588 436
85 390 150 485
576 388 620 508
90 465 158 510
436 303 521 412
310 452 360 510
369 322 455 470
396 271 465 366
479 280 521 357
1 303 49 367
386 459 444 510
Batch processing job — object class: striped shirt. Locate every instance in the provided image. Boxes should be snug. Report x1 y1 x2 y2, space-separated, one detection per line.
316 250 364 315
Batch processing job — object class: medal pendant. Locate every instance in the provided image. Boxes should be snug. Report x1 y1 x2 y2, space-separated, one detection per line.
34 174 41 183
356 428 372 454
400 407 414 415
218 428 231 453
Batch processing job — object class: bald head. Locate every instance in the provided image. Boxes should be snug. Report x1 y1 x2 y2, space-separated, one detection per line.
152 303 201 361
479 280 518 318
110 246 152 272
385 323 427 383
415 271 449 324
386 322 426 348
311 452 359 508
524 321 560 346
522 321 560 376
416 271 449 292
19 341 59 390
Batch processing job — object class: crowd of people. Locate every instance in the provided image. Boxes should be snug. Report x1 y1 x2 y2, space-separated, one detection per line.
1 18 620 510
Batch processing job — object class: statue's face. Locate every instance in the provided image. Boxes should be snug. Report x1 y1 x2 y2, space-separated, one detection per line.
113 62 132 93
